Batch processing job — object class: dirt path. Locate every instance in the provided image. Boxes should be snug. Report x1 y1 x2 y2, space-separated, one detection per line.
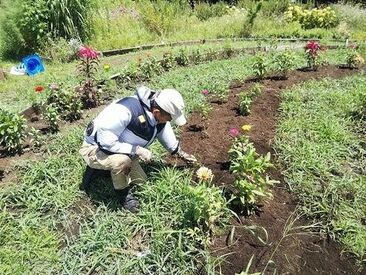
179 65 365 274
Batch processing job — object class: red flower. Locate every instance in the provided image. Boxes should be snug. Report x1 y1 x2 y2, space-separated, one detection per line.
305 40 321 56
35 86 44 93
78 46 98 59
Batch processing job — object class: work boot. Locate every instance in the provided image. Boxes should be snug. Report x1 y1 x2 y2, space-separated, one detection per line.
80 166 97 194
116 187 139 213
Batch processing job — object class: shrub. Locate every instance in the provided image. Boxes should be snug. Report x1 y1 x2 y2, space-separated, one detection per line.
0 0 90 58
344 44 365 69
174 49 189 66
20 0 49 51
42 105 59 133
184 183 228 234
204 81 228 104
160 51 176 71
252 52 268 79
195 2 228 21
305 40 322 70
229 136 276 213
190 49 202 65
272 49 296 79
204 48 218 62
29 127 42 149
39 37 80 62
238 84 262 116
46 88 83 122
115 65 139 90
238 93 253 116
137 56 163 81
222 43 235 59
285 5 339 29
193 102 212 119
0 109 27 153
77 46 100 108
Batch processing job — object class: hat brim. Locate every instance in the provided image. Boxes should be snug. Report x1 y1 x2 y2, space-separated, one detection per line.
173 113 186 126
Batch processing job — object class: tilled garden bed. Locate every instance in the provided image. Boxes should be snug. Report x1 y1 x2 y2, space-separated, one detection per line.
178 65 364 274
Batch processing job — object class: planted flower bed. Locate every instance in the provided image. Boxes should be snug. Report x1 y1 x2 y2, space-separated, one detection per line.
175 65 364 274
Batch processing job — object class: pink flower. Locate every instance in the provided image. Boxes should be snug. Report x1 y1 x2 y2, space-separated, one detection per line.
348 43 358 50
48 83 59 91
229 127 240 137
201 89 209 96
78 46 98 59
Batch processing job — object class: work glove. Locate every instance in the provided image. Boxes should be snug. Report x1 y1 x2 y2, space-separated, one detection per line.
136 146 152 162
177 147 197 165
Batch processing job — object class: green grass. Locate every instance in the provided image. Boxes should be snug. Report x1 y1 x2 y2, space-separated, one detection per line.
333 3 366 40
0 40 312 113
0 211 60 274
275 75 366 261
0 41 358 116
87 1 362 51
2 55 259 272
0 123 228 273
1 43 365 272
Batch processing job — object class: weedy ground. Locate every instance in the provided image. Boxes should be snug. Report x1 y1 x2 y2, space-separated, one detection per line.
0 45 365 273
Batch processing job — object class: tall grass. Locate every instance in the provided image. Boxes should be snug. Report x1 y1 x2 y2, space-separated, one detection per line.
275 75 366 261
2 0 365 60
0 0 91 59
88 0 246 50
333 3 366 40
87 0 349 51
47 0 91 40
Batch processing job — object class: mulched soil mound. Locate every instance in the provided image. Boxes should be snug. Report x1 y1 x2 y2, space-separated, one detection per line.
178 65 365 274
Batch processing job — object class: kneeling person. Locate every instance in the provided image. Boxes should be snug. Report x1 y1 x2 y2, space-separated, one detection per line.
79 86 197 212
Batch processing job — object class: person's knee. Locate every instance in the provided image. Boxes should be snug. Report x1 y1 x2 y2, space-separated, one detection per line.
131 175 146 185
111 155 132 175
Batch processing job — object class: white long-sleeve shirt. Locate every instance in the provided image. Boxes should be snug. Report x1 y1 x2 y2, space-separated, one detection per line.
84 86 179 156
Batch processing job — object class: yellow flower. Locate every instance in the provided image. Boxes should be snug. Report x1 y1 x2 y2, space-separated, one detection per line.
354 55 365 65
241 124 252 131
196 166 214 182
103 64 110 71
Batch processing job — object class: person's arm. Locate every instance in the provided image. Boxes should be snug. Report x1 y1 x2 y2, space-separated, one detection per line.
156 122 179 153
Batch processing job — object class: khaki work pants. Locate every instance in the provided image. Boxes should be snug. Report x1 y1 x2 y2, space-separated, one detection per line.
79 142 147 190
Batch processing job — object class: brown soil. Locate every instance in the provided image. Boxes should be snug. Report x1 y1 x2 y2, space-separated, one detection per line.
178 65 366 274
